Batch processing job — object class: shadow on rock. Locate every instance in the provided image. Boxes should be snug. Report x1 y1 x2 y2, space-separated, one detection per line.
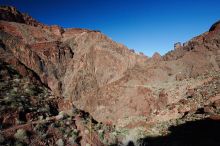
139 118 220 146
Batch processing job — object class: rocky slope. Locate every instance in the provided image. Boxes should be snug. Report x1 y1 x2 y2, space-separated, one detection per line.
0 5 220 146
0 61 119 146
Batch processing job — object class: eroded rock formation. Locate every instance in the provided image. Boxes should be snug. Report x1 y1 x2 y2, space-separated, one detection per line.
1 6 220 146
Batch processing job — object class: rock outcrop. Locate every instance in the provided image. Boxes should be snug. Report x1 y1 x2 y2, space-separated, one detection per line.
1 6 220 125
0 6 44 27
209 20 220 32
0 6 152 125
152 52 162 60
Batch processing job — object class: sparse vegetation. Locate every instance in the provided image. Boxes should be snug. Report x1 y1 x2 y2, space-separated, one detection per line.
98 129 104 141
1 5 220 146
56 138 64 146
0 134 5 143
14 129 28 141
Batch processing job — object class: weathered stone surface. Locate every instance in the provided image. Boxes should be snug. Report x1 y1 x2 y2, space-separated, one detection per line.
75 116 105 146
1 6 220 129
152 52 161 60
0 6 44 27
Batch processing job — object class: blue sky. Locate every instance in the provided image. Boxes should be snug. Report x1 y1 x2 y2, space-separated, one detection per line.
1 0 220 56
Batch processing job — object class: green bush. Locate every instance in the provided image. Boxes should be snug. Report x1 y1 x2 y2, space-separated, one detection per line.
98 130 104 141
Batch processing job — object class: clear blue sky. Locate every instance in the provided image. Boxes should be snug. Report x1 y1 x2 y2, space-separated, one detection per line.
1 0 220 56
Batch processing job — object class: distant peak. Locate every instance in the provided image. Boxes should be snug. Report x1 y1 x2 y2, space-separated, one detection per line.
152 52 161 60
0 5 18 11
0 5 24 23
0 5 44 27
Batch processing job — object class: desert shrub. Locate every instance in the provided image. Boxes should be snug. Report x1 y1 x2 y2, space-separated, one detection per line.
139 52 144 55
24 88 36 96
130 49 135 53
168 73 173 76
14 129 28 141
108 131 118 144
68 137 75 145
15 119 25 125
56 138 64 146
34 123 48 134
9 88 18 98
98 130 104 141
67 128 78 141
0 133 4 143
38 116 44 120
14 141 25 146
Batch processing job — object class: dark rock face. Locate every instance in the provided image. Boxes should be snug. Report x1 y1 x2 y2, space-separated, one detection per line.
0 6 44 27
0 6 24 23
209 20 220 32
